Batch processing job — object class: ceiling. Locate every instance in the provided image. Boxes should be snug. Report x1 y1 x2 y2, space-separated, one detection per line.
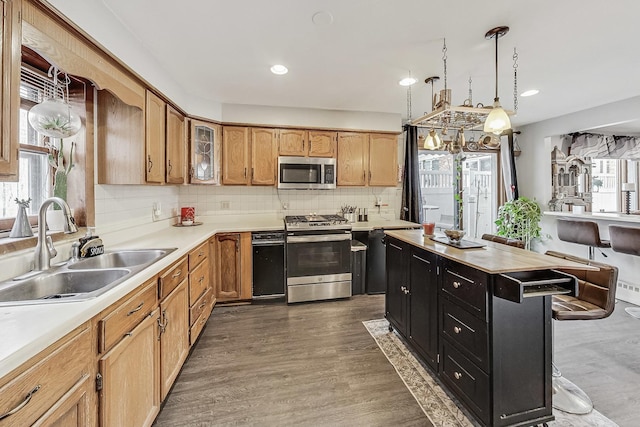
48 0 640 130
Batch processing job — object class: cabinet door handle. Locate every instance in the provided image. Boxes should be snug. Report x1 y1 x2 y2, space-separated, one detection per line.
400 286 406 291
454 372 463 380
168 160 173 174
147 155 153 173
404 289 409 295
244 168 247 179
362 170 366 182
0 385 41 420
453 281 461 289
127 302 144 316
453 326 461 334
369 171 371 182
190 166 195 178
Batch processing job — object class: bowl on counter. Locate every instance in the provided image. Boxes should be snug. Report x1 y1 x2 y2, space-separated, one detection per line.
443 229 465 243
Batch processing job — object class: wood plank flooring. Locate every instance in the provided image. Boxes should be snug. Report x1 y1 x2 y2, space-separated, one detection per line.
155 295 640 427
154 295 431 427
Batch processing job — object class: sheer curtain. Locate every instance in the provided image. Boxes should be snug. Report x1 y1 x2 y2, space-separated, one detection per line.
400 125 422 223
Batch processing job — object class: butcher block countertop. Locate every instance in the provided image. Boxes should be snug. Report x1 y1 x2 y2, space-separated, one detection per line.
384 229 598 274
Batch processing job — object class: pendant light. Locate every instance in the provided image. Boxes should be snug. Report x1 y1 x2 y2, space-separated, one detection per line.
28 66 82 139
483 26 511 136
423 128 442 150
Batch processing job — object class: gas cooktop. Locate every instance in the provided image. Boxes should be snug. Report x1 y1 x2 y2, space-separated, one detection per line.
284 214 351 230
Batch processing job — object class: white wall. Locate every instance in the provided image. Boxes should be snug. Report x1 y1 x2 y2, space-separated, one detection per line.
516 96 640 305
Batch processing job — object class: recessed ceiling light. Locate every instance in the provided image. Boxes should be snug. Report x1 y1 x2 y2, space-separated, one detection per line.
399 77 417 86
270 64 288 75
312 11 334 26
520 89 539 97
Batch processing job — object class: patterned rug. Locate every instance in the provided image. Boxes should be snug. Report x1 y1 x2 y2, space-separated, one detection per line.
363 319 618 427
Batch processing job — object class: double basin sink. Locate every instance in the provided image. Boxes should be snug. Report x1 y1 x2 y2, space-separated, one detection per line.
0 248 176 307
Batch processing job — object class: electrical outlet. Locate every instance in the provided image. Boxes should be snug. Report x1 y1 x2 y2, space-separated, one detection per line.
221 200 230 210
282 202 289 210
375 196 382 206
152 202 162 218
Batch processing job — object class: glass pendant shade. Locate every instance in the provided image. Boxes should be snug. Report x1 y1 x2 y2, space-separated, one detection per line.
28 98 82 139
423 129 441 150
483 99 511 135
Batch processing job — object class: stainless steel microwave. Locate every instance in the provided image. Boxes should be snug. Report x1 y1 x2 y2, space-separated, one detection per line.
277 156 336 190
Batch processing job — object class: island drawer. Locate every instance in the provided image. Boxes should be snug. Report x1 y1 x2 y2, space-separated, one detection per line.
494 269 577 303
441 299 489 372
441 259 488 320
440 340 490 426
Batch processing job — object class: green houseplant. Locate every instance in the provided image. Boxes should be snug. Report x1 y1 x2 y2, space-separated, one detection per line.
495 197 542 250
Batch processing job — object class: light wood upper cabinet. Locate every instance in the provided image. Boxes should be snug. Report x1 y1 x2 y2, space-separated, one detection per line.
145 90 166 184
213 232 251 302
99 308 160 427
165 105 186 184
222 126 250 185
308 130 337 157
278 129 307 156
337 132 369 186
251 128 277 185
0 0 22 180
368 133 398 186
190 119 221 184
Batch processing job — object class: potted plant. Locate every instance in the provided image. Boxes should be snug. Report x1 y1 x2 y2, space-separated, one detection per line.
46 138 75 230
495 196 542 250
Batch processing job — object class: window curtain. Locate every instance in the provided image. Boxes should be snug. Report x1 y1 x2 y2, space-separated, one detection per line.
400 125 422 223
569 132 640 160
499 130 519 202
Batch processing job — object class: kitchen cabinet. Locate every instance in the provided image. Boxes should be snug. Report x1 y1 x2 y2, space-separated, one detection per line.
250 128 277 185
368 133 398 186
0 0 21 180
0 324 93 427
277 129 336 158
145 90 166 184
98 308 160 427
222 126 250 185
213 232 252 302
337 132 369 186
188 241 213 344
165 105 186 184
337 132 398 187
408 247 438 370
190 119 221 184
385 237 409 335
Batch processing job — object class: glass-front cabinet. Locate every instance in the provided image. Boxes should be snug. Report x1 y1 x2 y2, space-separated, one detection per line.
190 119 221 184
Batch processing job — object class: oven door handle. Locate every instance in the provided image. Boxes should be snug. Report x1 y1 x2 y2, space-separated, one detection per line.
287 234 351 243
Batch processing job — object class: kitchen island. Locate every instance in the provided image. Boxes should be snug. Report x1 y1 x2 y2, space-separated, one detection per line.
384 229 597 427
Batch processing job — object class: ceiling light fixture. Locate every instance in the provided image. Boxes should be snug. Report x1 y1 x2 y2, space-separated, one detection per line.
399 76 417 86
423 128 442 150
521 89 539 97
270 64 288 75
483 26 511 136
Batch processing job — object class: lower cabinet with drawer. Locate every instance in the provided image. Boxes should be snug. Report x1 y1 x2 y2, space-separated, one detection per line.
385 236 564 427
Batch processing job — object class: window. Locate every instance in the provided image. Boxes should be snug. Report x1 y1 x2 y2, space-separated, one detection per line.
418 149 498 237
591 158 638 213
0 66 52 226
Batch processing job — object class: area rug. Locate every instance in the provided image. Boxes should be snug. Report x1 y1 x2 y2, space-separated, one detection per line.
363 319 618 427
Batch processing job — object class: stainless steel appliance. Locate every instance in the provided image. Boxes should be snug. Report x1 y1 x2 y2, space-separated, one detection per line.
252 231 285 299
278 156 336 190
285 214 351 303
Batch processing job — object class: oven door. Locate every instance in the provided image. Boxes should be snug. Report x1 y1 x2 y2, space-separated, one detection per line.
286 231 351 281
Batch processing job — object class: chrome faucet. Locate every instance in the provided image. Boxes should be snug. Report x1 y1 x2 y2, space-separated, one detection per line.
34 197 78 271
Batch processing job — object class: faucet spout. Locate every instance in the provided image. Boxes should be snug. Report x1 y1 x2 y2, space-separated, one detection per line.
34 197 78 271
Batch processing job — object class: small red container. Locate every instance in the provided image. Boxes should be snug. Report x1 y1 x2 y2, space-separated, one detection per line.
181 207 195 223
422 222 435 236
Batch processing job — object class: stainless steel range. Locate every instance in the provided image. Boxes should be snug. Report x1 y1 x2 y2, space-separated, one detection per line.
284 214 352 303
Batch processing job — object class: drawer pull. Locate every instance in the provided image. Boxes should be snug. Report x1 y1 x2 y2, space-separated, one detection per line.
0 385 41 420
199 275 205 283
198 301 207 310
172 270 183 279
453 281 461 289
453 326 462 334
400 286 406 291
454 372 463 380
127 302 144 316
198 251 204 257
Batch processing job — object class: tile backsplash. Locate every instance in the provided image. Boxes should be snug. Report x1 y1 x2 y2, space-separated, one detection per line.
95 184 402 231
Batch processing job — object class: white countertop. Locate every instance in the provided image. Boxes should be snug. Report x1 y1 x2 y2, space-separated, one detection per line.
544 210 640 225
0 214 415 378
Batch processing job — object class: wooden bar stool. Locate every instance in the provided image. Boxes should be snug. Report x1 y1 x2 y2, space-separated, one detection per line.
556 218 610 260
609 225 640 319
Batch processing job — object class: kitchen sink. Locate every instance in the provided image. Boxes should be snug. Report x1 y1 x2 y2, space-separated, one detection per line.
0 248 176 307
67 249 171 270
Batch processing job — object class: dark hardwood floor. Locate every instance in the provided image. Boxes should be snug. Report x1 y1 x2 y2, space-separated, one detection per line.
154 295 431 427
154 295 640 427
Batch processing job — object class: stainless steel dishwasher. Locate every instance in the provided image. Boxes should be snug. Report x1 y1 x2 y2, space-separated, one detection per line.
252 231 285 299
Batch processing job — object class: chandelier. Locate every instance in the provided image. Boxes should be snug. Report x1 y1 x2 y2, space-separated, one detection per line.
413 27 517 151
